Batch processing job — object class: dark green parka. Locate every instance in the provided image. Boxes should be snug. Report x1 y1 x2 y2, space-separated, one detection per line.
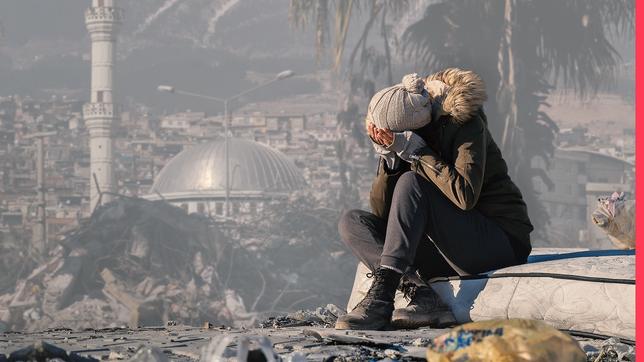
369 68 534 261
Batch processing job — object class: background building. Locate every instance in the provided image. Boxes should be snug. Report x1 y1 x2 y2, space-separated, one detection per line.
146 138 307 219
532 148 634 248
83 0 123 210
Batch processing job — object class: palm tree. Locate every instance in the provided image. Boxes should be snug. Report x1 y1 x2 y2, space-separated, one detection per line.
402 0 634 241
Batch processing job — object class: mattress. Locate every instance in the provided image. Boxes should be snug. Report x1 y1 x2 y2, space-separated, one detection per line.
346 248 635 341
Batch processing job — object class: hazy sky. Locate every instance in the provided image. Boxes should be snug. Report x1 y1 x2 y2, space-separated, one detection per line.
0 0 634 113
0 0 88 46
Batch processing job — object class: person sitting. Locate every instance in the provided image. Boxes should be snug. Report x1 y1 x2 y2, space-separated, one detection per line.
335 69 533 330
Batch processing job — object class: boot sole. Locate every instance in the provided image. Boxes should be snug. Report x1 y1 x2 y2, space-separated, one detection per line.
391 313 457 330
335 319 395 331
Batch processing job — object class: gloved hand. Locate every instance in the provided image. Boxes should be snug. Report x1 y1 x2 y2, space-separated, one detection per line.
367 122 426 169
372 142 400 171
386 130 427 163
367 121 400 171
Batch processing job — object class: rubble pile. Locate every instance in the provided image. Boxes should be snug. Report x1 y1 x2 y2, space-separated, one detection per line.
235 195 356 312
0 229 39 296
585 337 636 362
258 304 346 328
592 192 635 249
1 198 232 331
0 197 354 332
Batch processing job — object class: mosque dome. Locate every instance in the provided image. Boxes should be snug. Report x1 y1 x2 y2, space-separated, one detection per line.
150 139 306 199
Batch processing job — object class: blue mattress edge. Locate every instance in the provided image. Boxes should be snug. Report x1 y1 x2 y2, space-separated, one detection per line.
527 249 634 263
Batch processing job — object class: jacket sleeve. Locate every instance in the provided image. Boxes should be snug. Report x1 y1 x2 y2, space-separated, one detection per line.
411 117 487 211
369 158 410 219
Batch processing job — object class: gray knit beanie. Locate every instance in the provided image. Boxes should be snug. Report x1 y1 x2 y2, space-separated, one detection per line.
366 73 432 131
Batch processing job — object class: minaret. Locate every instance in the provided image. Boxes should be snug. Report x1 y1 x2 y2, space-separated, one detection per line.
83 0 123 211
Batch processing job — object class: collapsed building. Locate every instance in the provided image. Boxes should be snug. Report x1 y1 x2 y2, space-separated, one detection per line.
0 196 354 332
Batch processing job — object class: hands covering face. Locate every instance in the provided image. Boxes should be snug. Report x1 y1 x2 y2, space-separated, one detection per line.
366 122 394 147
366 120 427 166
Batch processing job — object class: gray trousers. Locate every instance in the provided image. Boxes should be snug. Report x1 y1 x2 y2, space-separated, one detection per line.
339 171 521 281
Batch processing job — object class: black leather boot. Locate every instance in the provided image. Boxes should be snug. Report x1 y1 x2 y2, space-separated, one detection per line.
335 267 402 330
391 284 457 329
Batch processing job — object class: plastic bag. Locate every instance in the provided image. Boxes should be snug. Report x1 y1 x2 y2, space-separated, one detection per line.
426 319 586 362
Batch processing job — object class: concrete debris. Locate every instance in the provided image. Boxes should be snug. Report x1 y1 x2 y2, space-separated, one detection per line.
0 228 39 297
0 198 228 331
258 304 345 329
127 347 169 362
7 340 98 362
585 337 635 362
0 197 353 332
409 337 431 347
108 351 126 360
200 335 281 361
591 192 635 249
305 330 399 349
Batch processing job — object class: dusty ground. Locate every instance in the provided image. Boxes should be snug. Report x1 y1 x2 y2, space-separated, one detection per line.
1 325 444 360
0 325 632 361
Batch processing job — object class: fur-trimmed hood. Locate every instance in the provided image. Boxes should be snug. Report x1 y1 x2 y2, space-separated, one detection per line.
425 68 487 125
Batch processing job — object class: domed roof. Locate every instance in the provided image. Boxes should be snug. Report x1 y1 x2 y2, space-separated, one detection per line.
151 139 306 197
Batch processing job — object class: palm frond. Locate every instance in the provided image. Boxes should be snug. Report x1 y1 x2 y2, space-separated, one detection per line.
289 0 414 72
530 0 631 97
401 1 456 71
586 0 634 36
288 0 329 62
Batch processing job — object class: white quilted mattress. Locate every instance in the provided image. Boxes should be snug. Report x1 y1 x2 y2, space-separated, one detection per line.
347 248 635 341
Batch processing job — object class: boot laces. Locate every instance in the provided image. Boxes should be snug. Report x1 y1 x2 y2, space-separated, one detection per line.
356 269 391 308
399 281 418 301
410 286 442 308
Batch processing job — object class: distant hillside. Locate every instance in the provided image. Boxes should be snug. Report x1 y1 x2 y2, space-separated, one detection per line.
0 0 321 114
0 0 632 114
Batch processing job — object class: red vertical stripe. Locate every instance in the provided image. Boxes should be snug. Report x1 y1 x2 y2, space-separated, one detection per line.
636 0 643 353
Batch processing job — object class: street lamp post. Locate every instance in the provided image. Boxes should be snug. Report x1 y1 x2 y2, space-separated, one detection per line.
24 131 57 256
224 99 229 218
157 70 295 218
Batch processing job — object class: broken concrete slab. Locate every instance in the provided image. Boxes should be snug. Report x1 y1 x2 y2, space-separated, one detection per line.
7 340 98 362
41 256 83 316
127 347 168 362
